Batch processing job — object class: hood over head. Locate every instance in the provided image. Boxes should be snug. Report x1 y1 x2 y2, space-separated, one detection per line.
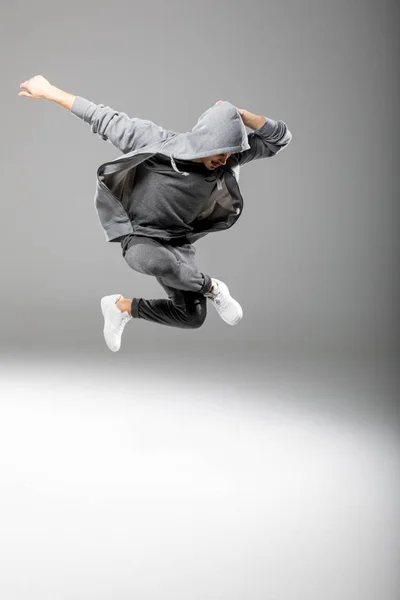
189 101 250 157
160 101 251 175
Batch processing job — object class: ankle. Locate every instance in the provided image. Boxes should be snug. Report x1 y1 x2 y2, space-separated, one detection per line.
116 297 132 315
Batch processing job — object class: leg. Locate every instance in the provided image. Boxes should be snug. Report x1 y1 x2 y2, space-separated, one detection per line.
118 235 242 329
122 236 210 329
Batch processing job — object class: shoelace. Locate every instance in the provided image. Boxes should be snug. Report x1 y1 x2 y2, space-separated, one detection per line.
212 291 229 311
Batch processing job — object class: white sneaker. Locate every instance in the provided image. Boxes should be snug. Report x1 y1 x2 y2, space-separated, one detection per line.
100 294 132 352
205 278 243 326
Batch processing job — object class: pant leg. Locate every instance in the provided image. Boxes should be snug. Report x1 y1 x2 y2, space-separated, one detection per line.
132 277 207 329
122 235 210 329
123 236 212 293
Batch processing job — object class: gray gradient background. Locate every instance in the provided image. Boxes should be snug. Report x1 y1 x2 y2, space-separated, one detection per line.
0 1 399 599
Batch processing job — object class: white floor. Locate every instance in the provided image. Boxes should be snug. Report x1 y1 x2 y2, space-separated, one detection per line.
0 347 399 600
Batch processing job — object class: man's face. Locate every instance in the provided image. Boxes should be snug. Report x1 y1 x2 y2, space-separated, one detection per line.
200 153 232 170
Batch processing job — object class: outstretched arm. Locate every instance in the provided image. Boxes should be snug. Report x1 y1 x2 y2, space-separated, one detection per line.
19 75 178 154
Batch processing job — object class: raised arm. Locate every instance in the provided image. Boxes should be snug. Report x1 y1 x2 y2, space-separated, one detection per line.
18 75 178 154
236 107 292 165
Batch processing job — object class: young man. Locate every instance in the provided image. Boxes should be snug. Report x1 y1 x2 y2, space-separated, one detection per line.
19 75 292 352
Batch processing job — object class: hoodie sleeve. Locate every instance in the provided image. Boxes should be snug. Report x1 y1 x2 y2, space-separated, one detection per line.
70 96 178 154
236 117 292 166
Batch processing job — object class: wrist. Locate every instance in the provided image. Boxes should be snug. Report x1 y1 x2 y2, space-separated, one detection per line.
45 84 59 101
47 86 77 110
241 110 266 130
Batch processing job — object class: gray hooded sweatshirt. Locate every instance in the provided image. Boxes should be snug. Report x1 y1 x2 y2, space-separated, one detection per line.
70 97 292 244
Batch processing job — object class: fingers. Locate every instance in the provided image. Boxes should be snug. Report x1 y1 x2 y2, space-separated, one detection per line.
19 79 33 98
214 100 244 116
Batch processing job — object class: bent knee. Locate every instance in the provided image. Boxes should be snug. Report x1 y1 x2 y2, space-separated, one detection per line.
186 299 207 329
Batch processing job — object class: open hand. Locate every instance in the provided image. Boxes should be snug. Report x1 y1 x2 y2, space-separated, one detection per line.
18 75 53 99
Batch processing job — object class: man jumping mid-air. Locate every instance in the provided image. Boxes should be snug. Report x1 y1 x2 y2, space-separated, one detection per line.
18 75 292 352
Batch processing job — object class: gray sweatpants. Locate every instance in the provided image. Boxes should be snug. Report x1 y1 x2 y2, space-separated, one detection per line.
121 235 212 329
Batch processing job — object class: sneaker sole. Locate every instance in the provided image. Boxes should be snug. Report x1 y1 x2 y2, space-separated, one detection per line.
100 296 121 352
226 301 243 326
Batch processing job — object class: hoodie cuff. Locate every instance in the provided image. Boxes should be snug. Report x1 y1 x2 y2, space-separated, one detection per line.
254 117 279 138
70 96 95 121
